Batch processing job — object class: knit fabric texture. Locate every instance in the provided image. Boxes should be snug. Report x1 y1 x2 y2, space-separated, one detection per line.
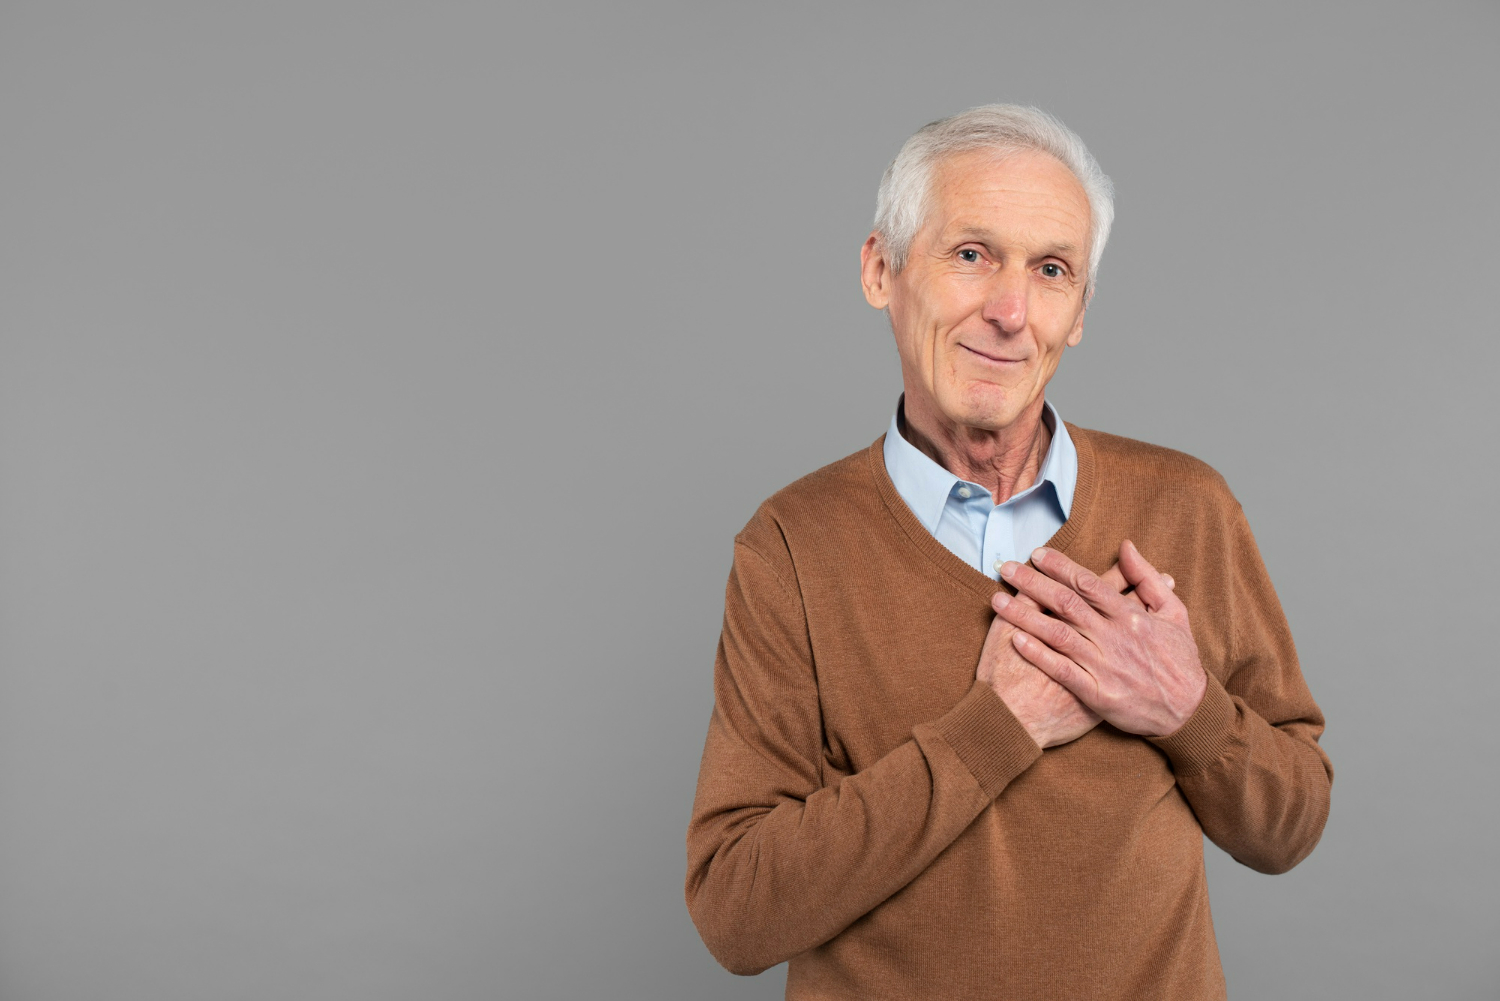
686 426 1333 1001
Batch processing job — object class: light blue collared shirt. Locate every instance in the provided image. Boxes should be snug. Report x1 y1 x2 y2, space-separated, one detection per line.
884 400 1077 579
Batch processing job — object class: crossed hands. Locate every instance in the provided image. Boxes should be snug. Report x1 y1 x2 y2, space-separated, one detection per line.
976 540 1208 749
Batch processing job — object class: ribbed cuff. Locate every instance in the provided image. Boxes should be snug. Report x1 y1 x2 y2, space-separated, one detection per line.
928 680 1043 799
1149 671 1236 775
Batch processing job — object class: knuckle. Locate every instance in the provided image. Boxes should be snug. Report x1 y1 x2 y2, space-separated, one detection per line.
1057 589 1088 621
1045 620 1074 649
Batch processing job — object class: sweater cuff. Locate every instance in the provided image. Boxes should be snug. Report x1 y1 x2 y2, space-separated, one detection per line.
927 680 1043 799
1148 670 1237 775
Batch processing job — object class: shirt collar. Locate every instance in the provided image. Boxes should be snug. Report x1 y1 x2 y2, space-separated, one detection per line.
883 398 1076 533
1038 404 1077 518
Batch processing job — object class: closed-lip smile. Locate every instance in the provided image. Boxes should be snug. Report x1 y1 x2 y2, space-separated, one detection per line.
960 343 1025 365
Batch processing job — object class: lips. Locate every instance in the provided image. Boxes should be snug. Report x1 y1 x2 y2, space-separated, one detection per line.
960 343 1026 365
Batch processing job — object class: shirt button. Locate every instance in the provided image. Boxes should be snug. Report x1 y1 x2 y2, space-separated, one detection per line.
993 559 1004 574
957 486 972 498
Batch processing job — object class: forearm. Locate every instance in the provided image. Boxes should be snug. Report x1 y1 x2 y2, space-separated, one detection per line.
1151 672 1332 873
686 680 1040 975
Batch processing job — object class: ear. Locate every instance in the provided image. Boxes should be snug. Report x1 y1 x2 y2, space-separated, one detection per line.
1066 301 1086 347
860 233 892 310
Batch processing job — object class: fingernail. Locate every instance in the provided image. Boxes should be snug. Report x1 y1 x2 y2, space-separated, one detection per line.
993 592 1011 608
1031 547 1048 564
999 561 1018 578
1012 632 1029 648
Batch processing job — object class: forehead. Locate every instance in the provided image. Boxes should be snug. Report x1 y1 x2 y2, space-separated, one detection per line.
925 149 1091 251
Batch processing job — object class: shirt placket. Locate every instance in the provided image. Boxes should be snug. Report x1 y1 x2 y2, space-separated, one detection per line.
983 502 1017 578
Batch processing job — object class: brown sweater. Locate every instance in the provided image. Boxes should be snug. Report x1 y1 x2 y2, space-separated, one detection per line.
685 426 1332 1000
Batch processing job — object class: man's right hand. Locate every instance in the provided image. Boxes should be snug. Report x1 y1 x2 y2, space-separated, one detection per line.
977 562 1170 749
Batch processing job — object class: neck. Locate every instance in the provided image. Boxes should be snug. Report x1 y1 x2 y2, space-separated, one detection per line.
899 393 1052 506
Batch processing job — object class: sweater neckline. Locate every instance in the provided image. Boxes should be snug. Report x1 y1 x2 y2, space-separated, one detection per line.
867 422 1099 602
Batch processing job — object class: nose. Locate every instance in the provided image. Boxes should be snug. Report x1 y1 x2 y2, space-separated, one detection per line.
980 268 1028 335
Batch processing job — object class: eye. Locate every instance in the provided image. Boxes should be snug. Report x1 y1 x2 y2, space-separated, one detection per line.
1040 262 1065 278
957 249 982 263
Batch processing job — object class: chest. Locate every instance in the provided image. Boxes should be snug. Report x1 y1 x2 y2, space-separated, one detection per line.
796 514 1226 777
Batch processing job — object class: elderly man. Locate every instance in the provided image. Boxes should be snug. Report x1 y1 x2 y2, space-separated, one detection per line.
685 105 1331 1000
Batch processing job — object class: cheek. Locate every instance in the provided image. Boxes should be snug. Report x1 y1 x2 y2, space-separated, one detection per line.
892 279 986 371
895 306 949 355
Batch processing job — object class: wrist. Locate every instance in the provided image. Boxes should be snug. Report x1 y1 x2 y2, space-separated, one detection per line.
1150 668 1209 738
1148 672 1236 773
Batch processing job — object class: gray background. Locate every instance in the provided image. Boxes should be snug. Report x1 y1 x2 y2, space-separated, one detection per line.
1 1 1495 999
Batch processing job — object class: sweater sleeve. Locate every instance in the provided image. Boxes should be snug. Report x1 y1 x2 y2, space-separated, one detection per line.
685 539 1042 976
1149 502 1333 874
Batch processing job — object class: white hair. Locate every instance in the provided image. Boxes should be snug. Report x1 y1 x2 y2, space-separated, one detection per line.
873 104 1115 297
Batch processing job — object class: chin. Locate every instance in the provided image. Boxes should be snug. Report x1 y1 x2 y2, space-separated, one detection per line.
944 386 1024 432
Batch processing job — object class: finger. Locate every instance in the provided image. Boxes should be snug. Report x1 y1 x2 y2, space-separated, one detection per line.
1011 630 1099 704
1099 561 1156 609
993 591 1092 660
991 590 1042 615
1031 547 1132 618
1097 562 1129 594
1119 540 1176 612
1118 567 1173 601
998 558 1105 631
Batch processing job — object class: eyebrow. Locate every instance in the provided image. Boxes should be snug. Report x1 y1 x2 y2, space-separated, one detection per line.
950 229 1081 259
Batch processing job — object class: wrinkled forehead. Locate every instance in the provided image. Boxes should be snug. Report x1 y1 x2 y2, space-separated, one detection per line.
924 149 1092 249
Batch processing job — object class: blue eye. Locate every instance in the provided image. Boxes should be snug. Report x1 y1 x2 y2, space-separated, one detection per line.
958 249 981 263
1040 263 1064 278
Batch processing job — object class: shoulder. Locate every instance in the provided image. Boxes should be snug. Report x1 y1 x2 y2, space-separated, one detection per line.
1072 424 1240 514
734 439 882 562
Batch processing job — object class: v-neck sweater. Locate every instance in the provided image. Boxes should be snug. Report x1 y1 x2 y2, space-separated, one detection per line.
686 426 1333 1001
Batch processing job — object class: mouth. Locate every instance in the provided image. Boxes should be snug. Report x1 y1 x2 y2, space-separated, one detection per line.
959 343 1026 365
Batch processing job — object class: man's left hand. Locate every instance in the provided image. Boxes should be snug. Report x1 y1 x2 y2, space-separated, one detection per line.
992 540 1207 738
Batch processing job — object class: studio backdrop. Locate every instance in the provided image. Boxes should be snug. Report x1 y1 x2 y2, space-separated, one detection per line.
0 2 1495 999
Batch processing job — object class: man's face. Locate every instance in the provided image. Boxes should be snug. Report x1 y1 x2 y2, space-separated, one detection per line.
861 149 1092 434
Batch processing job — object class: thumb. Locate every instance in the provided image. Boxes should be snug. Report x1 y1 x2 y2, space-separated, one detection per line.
1120 540 1174 612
